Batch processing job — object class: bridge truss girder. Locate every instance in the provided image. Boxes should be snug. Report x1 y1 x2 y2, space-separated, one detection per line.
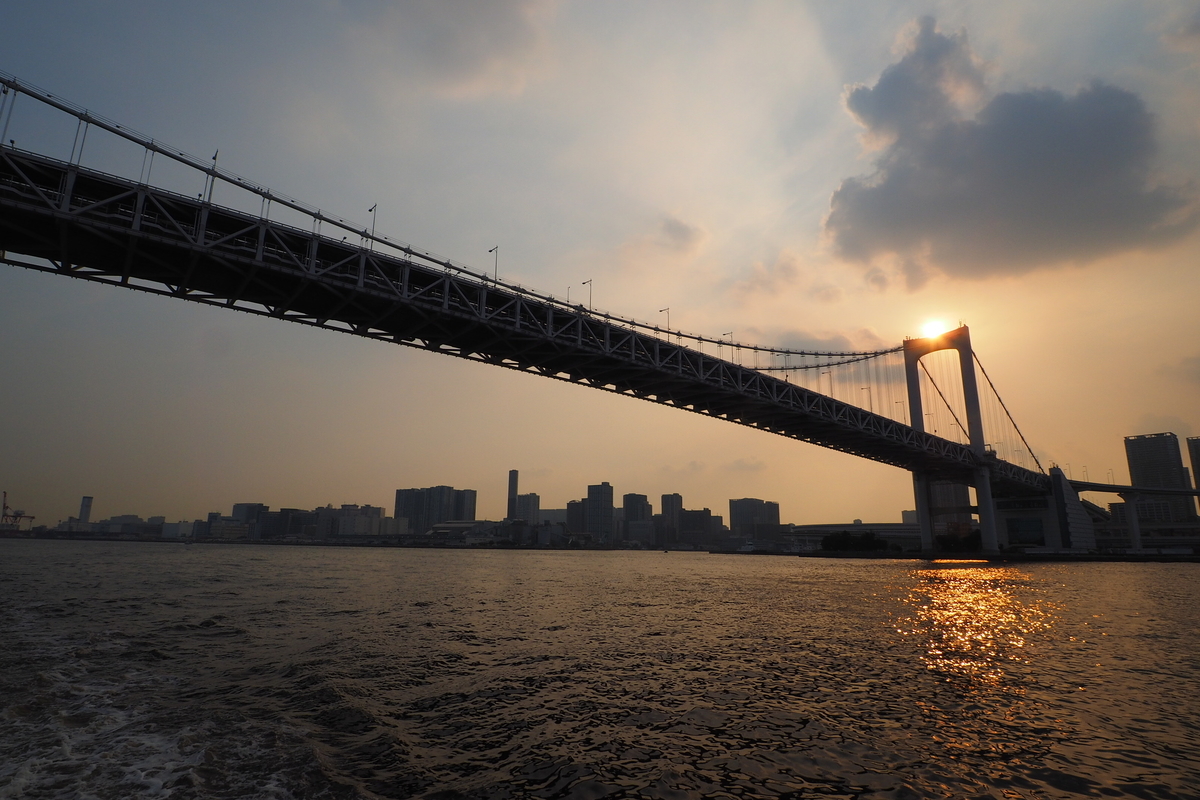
0 146 1048 495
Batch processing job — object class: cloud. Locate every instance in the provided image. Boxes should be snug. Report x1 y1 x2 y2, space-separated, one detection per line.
352 0 558 98
1176 354 1200 383
825 17 1197 281
730 252 843 302
659 460 706 478
657 215 706 253
1133 413 1194 440
722 458 766 473
1164 5 1200 51
737 325 887 353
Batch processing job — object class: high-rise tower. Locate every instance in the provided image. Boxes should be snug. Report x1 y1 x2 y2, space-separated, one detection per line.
1124 433 1196 521
507 470 519 521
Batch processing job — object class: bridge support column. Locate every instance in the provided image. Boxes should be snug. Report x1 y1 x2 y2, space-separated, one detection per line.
1119 492 1143 551
975 467 999 553
912 472 934 552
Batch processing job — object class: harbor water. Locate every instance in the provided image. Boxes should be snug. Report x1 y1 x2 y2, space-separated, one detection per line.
1 540 1197 799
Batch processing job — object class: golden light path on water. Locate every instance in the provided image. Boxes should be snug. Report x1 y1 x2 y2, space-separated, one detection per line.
896 562 1059 686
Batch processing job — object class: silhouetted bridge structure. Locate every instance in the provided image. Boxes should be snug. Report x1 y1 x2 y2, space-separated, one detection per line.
8 73 1157 552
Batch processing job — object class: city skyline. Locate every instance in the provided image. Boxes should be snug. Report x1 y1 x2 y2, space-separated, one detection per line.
2 3 1199 525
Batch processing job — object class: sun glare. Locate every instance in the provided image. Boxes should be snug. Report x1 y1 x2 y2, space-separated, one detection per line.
921 320 950 338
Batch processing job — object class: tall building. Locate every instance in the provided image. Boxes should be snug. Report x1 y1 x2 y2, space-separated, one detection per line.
395 485 477 535
1189 437 1200 514
515 493 540 524
586 482 614 542
78 496 93 524
566 499 585 534
1124 433 1196 521
231 503 268 524
623 494 652 524
660 493 683 543
679 508 719 546
507 470 519 521
728 498 781 537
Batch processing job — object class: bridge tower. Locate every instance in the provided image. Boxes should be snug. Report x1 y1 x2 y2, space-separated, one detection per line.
904 326 999 553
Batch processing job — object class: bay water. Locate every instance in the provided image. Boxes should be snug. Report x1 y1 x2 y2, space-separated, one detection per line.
1 540 1197 798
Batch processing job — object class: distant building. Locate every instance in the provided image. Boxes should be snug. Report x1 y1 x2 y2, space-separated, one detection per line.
586 482 614 543
231 503 268 525
1125 432 1196 522
394 485 477 535
515 493 540 524
566 499 585 533
507 470 519 521
622 493 652 540
728 498 780 538
660 493 683 544
78 496 93 524
1189 436 1200 516
678 508 719 547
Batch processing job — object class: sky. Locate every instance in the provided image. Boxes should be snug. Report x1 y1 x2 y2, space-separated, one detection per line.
2 1 1198 526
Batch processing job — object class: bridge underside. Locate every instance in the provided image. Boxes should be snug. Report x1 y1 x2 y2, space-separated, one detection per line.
0 146 1048 496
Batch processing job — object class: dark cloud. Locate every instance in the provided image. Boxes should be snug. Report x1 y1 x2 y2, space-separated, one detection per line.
825 17 1197 280
1168 5 1200 47
722 458 766 473
658 215 706 252
360 0 557 96
1178 354 1200 383
1134 413 1194 440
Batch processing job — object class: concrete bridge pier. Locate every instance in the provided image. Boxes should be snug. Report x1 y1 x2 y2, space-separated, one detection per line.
976 467 999 552
912 472 935 551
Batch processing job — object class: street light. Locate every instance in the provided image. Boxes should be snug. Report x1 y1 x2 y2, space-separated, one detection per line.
659 307 670 331
488 245 498 281
583 279 592 309
860 386 873 413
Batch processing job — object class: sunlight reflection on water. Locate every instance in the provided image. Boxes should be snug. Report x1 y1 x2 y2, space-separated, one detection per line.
897 564 1058 686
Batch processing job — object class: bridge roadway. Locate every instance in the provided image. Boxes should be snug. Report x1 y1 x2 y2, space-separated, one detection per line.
0 144 1049 495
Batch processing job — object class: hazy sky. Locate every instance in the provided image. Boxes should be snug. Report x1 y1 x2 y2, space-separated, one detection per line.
2 1 1198 525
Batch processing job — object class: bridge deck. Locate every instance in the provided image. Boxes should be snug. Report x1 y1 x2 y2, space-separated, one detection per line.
0 145 1048 494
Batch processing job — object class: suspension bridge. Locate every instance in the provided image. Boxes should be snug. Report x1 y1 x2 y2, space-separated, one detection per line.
0 73 1112 552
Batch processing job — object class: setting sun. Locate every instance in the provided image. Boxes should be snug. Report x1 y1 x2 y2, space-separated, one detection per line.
921 320 951 338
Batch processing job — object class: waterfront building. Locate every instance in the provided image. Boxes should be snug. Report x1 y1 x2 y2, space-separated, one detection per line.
506 470 519 521
566 500 585 534
586 482 614 543
515 493 540 525
231 503 268 525
1125 432 1197 521
394 485 478 536
728 498 781 538
660 493 683 544
622 493 652 540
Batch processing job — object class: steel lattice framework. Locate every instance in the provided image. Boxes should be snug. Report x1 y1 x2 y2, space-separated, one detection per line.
0 75 1049 495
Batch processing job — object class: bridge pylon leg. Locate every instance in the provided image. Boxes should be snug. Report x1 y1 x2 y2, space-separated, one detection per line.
912 472 934 552
975 467 999 553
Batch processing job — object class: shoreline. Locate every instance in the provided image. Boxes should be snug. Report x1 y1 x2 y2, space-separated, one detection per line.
4 532 1198 563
